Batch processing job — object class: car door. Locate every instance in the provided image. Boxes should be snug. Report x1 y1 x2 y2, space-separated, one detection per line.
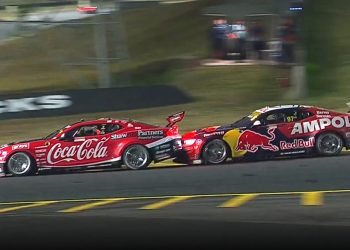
46 124 112 167
257 108 313 156
237 111 283 157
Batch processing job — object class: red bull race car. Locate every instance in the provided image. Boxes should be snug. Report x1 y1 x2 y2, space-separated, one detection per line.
176 105 350 165
0 112 185 177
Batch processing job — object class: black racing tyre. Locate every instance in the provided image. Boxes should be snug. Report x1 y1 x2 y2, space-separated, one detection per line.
316 133 343 156
6 152 36 176
202 139 229 165
122 144 151 170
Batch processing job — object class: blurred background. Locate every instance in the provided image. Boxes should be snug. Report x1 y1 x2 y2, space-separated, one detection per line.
0 0 349 144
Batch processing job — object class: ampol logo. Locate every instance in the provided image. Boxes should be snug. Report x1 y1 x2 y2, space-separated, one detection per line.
235 128 279 153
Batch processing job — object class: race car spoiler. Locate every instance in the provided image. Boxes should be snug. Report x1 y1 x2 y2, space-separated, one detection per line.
166 111 185 127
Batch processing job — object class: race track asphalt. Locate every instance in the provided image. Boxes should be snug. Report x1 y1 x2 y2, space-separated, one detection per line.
1 155 350 202
1 155 350 249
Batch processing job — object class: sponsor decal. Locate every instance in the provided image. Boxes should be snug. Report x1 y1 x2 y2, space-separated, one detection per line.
280 150 305 155
155 153 171 161
12 143 30 150
34 149 47 153
111 133 127 140
316 115 332 118
236 128 279 153
47 138 108 164
280 138 315 150
155 143 171 150
138 130 164 140
203 131 225 137
291 116 350 135
155 148 172 155
0 95 72 114
316 111 330 115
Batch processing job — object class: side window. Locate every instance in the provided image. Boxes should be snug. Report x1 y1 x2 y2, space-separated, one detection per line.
284 109 299 123
104 124 123 134
63 123 123 138
74 125 101 137
65 124 102 138
298 110 314 120
264 112 287 125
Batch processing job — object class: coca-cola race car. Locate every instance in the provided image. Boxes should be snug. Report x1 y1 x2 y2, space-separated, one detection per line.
0 112 185 177
176 105 350 165
77 6 97 14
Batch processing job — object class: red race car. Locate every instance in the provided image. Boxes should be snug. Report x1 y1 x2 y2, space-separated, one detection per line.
175 105 350 165
77 6 97 14
0 112 185 177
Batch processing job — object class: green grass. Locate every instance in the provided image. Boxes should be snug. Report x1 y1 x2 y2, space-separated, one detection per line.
304 0 350 97
1 0 77 6
0 64 285 145
0 0 214 92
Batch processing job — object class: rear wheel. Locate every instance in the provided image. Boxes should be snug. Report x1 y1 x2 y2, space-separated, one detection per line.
202 139 229 165
316 133 343 156
7 152 36 176
123 144 151 170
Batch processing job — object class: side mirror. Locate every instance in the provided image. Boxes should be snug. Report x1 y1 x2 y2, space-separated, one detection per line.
253 120 261 127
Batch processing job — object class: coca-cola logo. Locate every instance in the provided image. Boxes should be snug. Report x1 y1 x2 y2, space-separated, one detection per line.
47 138 108 165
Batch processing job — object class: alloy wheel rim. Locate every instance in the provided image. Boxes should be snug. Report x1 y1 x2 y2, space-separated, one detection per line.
205 141 227 164
8 153 31 175
125 146 148 169
319 134 342 154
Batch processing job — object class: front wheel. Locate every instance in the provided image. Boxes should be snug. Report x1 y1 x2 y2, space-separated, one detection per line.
6 152 36 176
202 139 229 165
316 133 343 156
123 144 151 170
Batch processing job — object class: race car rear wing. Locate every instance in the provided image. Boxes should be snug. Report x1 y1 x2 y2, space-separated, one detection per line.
166 111 185 127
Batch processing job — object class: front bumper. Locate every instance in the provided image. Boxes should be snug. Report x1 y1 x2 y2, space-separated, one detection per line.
173 149 202 165
0 163 5 177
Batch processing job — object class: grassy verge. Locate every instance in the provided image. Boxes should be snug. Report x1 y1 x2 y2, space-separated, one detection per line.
0 64 285 145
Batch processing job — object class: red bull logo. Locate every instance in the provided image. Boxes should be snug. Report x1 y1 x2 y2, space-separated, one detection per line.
235 128 279 153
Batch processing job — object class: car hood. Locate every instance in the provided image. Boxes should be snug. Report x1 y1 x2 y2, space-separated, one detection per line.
182 124 246 139
0 138 45 149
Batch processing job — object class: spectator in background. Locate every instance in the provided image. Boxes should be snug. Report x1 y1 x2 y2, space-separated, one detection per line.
234 20 248 60
210 18 229 59
279 16 297 63
249 20 266 60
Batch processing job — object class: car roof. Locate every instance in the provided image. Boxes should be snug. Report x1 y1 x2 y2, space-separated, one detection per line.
64 118 157 129
254 105 309 114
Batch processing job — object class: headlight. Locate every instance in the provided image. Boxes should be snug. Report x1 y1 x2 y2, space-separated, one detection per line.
183 139 196 146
